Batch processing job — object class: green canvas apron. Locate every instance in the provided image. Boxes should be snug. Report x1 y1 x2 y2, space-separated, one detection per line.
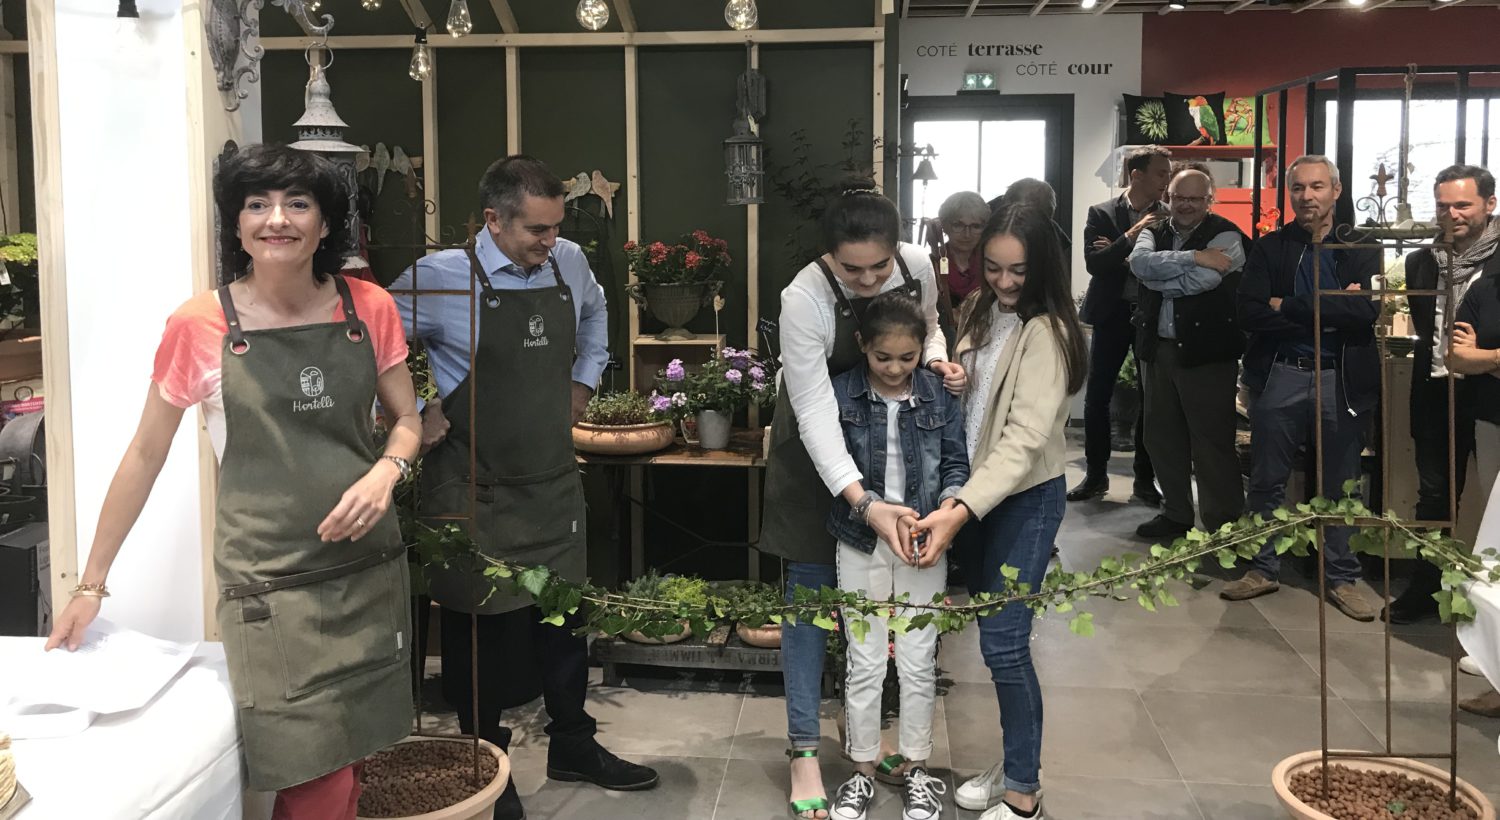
759 252 920 564
213 275 413 792
419 247 587 614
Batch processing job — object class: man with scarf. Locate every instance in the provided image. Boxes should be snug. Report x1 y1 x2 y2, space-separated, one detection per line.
1383 164 1500 625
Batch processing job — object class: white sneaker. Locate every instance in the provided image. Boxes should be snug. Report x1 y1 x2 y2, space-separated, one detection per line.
978 798 1044 820
955 762 1003 811
1460 655 1483 677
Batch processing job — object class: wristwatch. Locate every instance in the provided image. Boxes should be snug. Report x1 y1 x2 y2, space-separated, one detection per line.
381 454 413 481
849 490 881 523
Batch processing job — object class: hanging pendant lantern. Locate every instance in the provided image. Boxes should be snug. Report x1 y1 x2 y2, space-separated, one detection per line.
289 49 363 260
408 29 432 81
725 56 767 206
445 0 472 37
576 0 610 30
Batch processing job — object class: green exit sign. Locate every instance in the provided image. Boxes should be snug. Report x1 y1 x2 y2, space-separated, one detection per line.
962 72 996 91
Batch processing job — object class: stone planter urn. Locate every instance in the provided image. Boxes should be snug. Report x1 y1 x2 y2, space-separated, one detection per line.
626 281 722 341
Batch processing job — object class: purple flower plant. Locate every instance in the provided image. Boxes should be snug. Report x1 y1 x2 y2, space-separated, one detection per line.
650 393 672 413
749 365 765 381
665 359 686 382
725 369 743 385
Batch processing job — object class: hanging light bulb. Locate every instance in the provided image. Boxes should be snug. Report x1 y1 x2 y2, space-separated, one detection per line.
305 0 322 13
361 0 382 10
576 0 610 30
408 29 433 82
445 0 473 37
724 0 758 30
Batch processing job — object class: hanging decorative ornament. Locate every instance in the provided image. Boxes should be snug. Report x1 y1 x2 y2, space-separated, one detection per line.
361 0 382 10
724 0 758 30
576 0 610 31
445 0 473 37
408 29 433 82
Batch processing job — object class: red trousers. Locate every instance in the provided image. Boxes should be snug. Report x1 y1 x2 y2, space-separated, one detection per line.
272 764 362 820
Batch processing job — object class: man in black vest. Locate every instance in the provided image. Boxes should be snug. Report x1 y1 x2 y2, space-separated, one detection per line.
1127 167 1247 540
1223 155 1380 621
1069 146 1172 504
1383 163 1499 624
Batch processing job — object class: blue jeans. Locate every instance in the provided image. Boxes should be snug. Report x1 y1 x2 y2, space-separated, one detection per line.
783 560 838 748
1247 363 1364 586
956 476 1065 795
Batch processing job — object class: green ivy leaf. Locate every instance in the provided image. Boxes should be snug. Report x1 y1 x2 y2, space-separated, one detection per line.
1068 612 1094 637
848 617 870 644
518 566 551 598
1137 593 1156 613
541 613 566 627
812 614 839 631
1000 564 1021 581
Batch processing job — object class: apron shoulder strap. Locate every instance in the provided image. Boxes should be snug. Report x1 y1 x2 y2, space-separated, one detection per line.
331 275 366 341
217 285 249 353
893 245 921 299
814 257 856 320
466 242 502 307
547 254 572 302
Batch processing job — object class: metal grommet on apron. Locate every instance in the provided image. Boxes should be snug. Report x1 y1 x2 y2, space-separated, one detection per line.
213 275 413 791
419 248 587 616
759 248 921 564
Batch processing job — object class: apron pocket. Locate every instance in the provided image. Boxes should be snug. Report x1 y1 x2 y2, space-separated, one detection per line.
484 472 582 555
221 599 267 709
271 557 406 700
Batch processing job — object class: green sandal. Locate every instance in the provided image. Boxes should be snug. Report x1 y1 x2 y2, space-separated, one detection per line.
786 749 830 819
873 753 908 786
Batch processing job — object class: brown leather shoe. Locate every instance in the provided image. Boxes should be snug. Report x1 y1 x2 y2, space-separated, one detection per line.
1220 570 1279 601
1460 688 1500 718
1326 584 1377 622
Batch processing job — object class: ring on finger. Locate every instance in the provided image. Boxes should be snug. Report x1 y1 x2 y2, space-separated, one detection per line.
355 517 366 528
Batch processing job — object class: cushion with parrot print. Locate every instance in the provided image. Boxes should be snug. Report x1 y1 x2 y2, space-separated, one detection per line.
1163 91 1227 146
1122 94 1171 145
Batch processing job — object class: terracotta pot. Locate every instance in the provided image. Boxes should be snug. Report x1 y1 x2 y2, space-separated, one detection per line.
623 621 692 644
1271 750 1494 820
736 622 782 648
356 737 510 820
572 421 675 456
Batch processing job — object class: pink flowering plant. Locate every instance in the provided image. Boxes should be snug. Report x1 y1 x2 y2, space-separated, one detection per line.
653 347 777 417
623 230 732 286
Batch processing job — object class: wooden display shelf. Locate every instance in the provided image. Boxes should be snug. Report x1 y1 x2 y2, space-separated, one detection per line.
594 624 782 686
630 334 726 394
633 333 724 346
1165 144 1279 161
576 428 765 468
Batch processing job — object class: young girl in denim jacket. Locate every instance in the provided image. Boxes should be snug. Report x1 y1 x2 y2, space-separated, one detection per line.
825 292 969 820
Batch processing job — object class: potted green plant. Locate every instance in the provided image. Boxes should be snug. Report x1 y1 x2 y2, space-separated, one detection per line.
710 581 784 648
623 230 731 340
656 347 776 450
572 391 676 456
0 233 38 338
1110 349 1140 451
620 570 708 644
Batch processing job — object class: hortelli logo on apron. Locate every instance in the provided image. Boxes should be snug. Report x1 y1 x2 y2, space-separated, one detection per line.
293 365 335 412
524 313 550 349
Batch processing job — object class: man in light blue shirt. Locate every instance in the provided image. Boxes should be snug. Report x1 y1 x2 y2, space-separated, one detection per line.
391 155 655 819
1126 167 1249 542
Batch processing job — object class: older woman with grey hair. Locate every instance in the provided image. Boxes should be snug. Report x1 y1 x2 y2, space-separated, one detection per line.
932 192 991 333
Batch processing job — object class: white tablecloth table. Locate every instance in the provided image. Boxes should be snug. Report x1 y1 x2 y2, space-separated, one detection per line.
1457 476 1500 755
2 640 262 820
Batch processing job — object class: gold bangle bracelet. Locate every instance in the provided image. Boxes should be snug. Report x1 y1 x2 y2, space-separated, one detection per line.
70 582 110 598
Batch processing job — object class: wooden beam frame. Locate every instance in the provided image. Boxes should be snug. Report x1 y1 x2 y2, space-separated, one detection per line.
506 47 520 152
1029 0 1050 14
1093 0 1122 13
965 0 983 16
261 28 884 50
421 49 440 242
1361 0 1402 11
611 0 637 32
1291 0 1330 10
398 0 434 30
1431 0 1472 8
1224 0 1260 12
487 0 519 32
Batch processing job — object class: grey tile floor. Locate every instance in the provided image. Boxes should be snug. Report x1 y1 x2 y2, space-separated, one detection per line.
418 446 1500 819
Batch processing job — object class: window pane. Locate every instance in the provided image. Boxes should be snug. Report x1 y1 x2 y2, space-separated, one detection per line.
979 120 1047 205
912 120 980 241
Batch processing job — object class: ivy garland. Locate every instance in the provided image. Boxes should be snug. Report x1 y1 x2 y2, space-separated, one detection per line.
409 488 1497 643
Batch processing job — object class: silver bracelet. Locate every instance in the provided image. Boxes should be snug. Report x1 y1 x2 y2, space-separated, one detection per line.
849 490 881 523
381 454 413 481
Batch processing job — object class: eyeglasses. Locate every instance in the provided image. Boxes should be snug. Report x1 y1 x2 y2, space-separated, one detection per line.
945 221 985 235
1168 195 1210 206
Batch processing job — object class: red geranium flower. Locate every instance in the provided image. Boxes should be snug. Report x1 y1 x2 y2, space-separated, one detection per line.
623 240 638 251
685 251 703 269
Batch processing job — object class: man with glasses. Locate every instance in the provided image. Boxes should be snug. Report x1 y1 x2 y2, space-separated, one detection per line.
1127 166 1248 541
1224 154 1380 621
1070 146 1172 504
1384 164 1499 624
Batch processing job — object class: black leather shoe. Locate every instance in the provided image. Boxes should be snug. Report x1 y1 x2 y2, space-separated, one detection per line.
547 740 660 791
1130 483 1162 507
1066 474 1109 502
494 778 525 820
1382 592 1439 625
1136 514 1191 540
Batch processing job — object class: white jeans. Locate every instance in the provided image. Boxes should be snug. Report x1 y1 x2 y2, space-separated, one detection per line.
836 538 946 763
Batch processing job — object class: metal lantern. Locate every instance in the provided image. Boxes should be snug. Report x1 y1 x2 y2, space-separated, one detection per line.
724 123 763 206
288 53 363 258
725 57 767 206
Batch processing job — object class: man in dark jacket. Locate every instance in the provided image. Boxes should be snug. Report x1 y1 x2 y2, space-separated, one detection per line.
1128 167 1248 540
1222 154 1380 621
1068 146 1172 504
1383 164 1499 624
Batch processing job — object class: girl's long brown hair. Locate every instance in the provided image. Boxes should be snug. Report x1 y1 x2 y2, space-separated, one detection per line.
955 204 1088 395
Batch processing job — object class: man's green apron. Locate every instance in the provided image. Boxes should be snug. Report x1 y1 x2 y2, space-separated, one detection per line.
214 276 413 792
759 253 920 564
419 247 587 614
